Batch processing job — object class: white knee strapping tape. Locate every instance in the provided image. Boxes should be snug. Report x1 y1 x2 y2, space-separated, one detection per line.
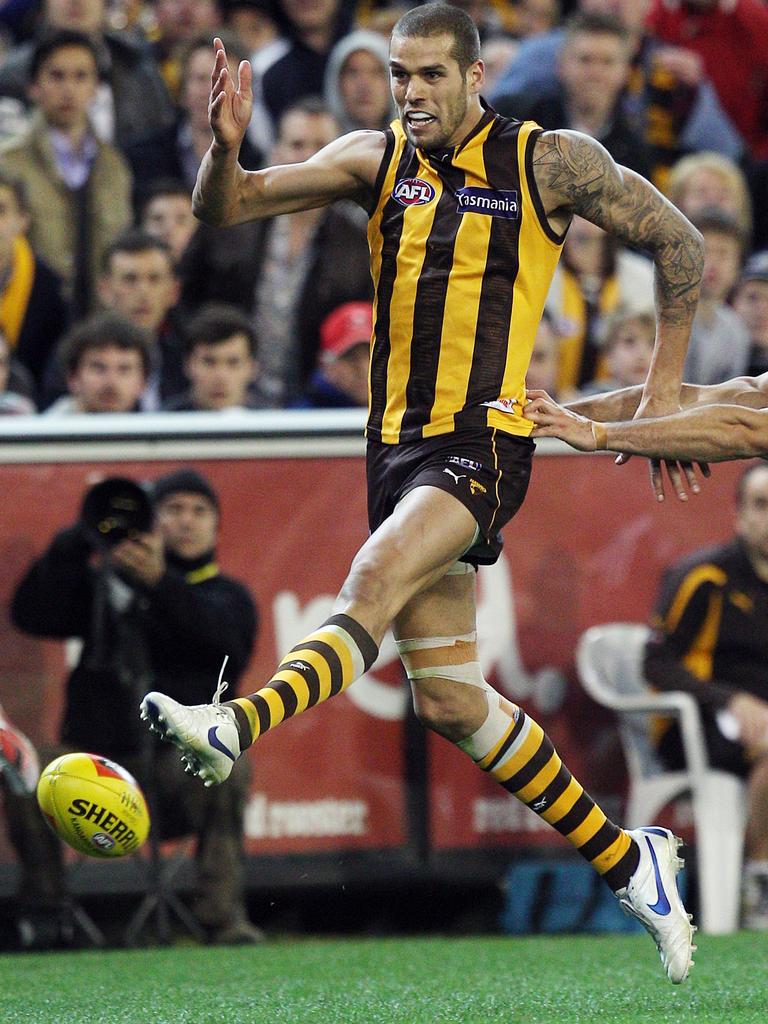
396 631 477 652
395 632 489 689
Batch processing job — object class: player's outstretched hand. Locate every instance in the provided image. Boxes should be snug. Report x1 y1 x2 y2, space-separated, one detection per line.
209 36 252 151
523 390 597 450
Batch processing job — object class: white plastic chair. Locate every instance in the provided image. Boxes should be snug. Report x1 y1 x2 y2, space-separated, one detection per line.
576 622 748 935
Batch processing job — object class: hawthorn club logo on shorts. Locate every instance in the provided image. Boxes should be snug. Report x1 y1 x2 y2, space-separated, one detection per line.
393 178 436 207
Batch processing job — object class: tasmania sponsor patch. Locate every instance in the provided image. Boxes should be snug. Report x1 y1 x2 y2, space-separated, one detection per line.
456 187 519 219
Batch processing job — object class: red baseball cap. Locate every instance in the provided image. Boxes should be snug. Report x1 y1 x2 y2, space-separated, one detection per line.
319 302 373 361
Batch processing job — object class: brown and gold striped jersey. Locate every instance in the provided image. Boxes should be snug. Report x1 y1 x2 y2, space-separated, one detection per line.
366 106 565 444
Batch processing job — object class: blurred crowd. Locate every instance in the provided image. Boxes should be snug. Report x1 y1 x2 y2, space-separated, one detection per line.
0 0 765 417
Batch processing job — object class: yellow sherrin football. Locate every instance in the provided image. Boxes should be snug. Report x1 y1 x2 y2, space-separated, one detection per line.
36 752 150 858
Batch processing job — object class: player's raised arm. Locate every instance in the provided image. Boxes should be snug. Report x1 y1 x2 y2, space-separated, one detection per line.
193 38 384 226
532 130 705 417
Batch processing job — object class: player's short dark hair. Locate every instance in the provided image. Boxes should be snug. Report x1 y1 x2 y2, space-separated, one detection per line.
101 229 176 275
58 312 153 376
0 169 29 214
736 461 768 507
30 28 101 82
563 12 629 47
392 2 481 75
183 303 258 357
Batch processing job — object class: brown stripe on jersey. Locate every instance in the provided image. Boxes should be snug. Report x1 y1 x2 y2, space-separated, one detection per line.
465 118 523 407
398 154 467 438
367 141 421 439
366 127 397 216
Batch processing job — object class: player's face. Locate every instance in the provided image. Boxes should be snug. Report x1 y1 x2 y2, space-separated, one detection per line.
100 250 180 332
69 345 146 413
185 333 256 410
29 46 98 130
737 468 768 562
389 33 484 151
155 492 218 560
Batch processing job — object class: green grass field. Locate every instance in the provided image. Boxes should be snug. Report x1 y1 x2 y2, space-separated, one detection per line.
1 933 766 1024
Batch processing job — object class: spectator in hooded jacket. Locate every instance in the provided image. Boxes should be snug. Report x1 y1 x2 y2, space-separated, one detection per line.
323 29 395 134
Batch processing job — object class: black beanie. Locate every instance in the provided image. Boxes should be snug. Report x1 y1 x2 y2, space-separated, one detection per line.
152 469 220 511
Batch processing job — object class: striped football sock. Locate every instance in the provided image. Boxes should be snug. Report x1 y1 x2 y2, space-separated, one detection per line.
458 692 639 890
225 613 378 749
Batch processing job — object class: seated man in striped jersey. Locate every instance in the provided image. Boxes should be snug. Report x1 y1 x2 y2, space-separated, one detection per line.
140 2 703 982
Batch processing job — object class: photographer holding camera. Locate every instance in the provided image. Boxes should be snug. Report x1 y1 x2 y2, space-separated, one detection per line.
5 469 261 948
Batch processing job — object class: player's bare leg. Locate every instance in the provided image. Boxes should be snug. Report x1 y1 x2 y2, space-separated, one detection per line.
141 486 478 783
394 572 695 983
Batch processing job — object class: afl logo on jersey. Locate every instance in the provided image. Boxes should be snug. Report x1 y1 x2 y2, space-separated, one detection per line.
393 178 436 207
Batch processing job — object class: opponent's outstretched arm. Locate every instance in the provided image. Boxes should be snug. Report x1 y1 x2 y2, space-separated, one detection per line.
525 390 768 463
193 38 383 226
532 130 705 413
565 373 768 422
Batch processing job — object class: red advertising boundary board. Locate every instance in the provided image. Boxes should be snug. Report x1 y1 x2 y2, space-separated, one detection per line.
0 437 746 871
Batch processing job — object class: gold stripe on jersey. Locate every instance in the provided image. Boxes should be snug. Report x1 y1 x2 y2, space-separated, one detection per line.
486 122 563 435
424 116 496 437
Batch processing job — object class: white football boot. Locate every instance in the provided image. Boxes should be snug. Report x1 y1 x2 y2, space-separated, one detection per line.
139 657 242 786
615 827 696 984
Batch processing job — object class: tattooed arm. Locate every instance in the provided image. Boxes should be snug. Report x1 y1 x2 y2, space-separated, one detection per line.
531 130 704 413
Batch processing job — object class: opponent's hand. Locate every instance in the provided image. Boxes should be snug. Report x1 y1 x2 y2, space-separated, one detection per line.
523 390 597 451
110 531 166 589
621 394 709 503
209 37 252 152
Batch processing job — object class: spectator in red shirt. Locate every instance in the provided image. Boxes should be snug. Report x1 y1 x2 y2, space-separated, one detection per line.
647 0 768 159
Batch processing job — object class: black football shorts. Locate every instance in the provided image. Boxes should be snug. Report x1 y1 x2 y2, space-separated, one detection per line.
366 428 534 566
